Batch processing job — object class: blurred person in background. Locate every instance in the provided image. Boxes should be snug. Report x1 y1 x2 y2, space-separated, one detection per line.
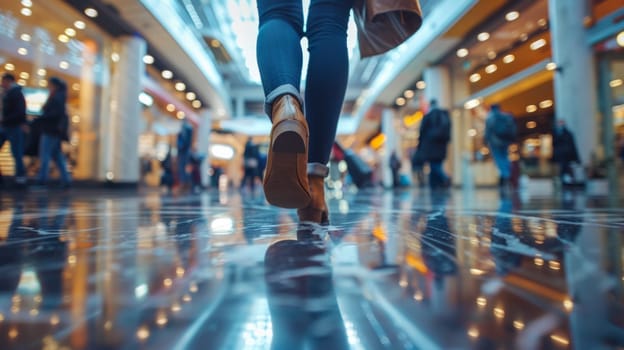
176 119 194 190
551 119 580 187
241 137 261 192
0 73 28 188
485 104 517 192
418 99 451 189
37 77 71 189
256 0 354 225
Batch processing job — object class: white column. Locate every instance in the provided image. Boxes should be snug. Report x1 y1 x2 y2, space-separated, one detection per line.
549 0 598 165
195 109 212 187
99 36 146 183
423 66 452 110
235 97 245 118
381 108 397 188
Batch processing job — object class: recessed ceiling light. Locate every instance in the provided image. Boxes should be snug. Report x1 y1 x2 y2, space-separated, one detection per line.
617 31 624 48
58 34 70 43
20 33 31 42
539 99 553 109
175 82 186 91
503 54 515 64
485 64 498 74
4 63 15 71
111 53 120 62
161 70 173 79
192 100 202 109
456 48 469 58
59 61 69 70
464 98 481 110
546 62 558 71
74 20 86 30
84 8 98 18
143 55 154 65
19 72 29 79
65 28 77 37
210 39 221 48
526 121 537 129
176 111 186 119
404 90 415 99
20 8 32 16
519 33 529 42
537 18 547 27
530 38 547 50
505 11 520 22
37 68 46 76
186 92 196 101
477 32 490 42
526 105 537 113
17 79 26 86
166 104 176 112
21 0 32 7
469 73 481 83
610 79 623 88
395 97 406 106
416 81 426 90
487 51 497 60
17 48 28 56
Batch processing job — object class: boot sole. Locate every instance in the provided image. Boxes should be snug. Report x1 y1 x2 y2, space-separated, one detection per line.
263 121 311 209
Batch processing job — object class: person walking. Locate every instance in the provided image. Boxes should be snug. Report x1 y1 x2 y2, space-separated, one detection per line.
257 0 354 225
241 137 261 191
0 73 28 187
484 104 517 191
37 77 71 188
552 119 580 186
418 99 451 189
176 119 193 190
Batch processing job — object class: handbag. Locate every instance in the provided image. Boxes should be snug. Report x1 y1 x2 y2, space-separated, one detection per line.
352 0 423 58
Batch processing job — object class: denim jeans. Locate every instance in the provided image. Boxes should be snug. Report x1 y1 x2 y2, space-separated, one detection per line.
178 150 190 186
38 133 71 184
491 146 511 179
0 126 26 179
257 0 353 165
429 161 448 188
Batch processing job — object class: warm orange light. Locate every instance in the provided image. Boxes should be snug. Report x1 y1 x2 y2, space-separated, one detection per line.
369 133 386 149
403 111 423 127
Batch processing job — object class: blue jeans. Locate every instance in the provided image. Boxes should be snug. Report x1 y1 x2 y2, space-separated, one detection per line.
257 0 353 164
429 161 448 188
178 150 190 185
0 126 26 179
491 146 510 179
38 133 71 184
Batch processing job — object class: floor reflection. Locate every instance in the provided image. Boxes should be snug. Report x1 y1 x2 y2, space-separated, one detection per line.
0 188 621 349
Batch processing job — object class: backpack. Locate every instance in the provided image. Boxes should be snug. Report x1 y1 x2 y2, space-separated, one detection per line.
428 109 451 142
492 112 516 142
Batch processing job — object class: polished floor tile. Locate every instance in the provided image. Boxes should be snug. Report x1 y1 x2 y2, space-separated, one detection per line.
0 187 622 349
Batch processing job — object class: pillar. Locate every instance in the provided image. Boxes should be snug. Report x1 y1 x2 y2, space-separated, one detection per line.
74 40 99 180
381 108 398 188
549 0 598 165
99 36 146 183
195 109 212 187
235 97 245 118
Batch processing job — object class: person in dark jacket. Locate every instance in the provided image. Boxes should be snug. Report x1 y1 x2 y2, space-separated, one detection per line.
418 99 451 189
0 73 28 186
176 120 193 189
485 104 517 191
241 137 260 191
37 77 71 187
552 119 580 185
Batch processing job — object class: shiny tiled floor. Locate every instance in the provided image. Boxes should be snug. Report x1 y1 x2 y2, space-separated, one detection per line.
0 187 622 349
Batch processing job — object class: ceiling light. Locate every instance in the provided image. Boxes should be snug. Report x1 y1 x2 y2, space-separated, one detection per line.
37 68 46 76
539 99 553 109
404 90 415 99
464 98 481 110
161 70 173 79
396 97 406 106
166 104 176 112
617 31 624 48
503 54 515 64
111 53 120 62
84 8 98 18
546 62 558 71
192 100 202 109
176 111 186 119
505 11 520 22
537 18 548 27
520 33 529 42
58 34 70 43
175 82 186 91
17 48 28 56
143 55 154 65
65 28 77 37
74 20 86 30
210 39 221 48
4 63 15 71
20 8 32 16
59 61 69 70
138 92 153 106
487 51 497 60
469 73 481 83
39 80 47 87
20 33 31 42
72 83 80 91
526 121 537 129
477 32 490 42
17 79 26 86
485 64 498 74
530 38 547 50
456 48 469 58
416 81 426 90
185 92 196 101
19 72 29 79
526 105 538 113
21 0 32 6
610 79 623 88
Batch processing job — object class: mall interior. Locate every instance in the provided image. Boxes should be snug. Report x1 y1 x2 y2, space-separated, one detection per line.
0 0 623 349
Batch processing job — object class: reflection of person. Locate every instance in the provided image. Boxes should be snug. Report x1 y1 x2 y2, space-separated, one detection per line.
242 137 260 191
418 99 451 189
264 233 349 350
389 151 402 188
421 191 456 282
37 77 71 188
485 104 517 191
490 196 522 276
257 0 353 225
177 120 194 189
0 73 28 187
552 119 580 186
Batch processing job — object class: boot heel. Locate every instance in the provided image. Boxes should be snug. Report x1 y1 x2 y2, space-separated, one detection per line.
272 120 307 153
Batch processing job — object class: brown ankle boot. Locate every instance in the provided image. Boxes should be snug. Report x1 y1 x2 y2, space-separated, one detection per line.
263 95 311 209
297 164 329 225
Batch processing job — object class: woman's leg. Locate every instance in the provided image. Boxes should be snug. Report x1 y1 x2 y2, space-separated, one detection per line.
37 134 53 183
305 0 354 165
51 137 71 184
